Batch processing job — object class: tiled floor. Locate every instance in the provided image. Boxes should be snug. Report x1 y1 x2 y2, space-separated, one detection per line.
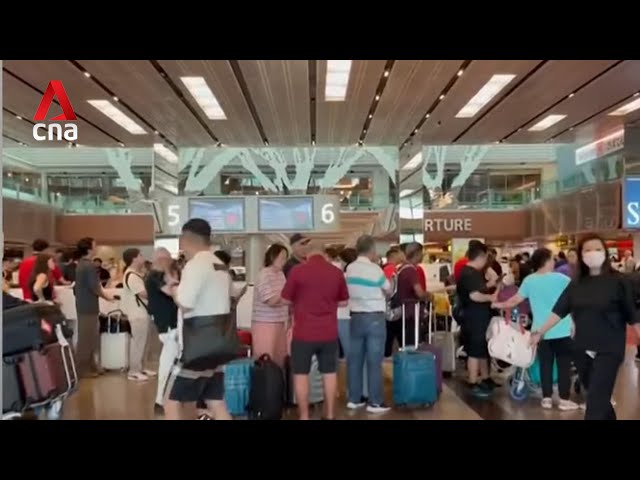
60 349 640 421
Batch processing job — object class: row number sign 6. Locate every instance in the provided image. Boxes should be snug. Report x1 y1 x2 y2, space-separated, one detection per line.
321 203 335 224
167 204 181 227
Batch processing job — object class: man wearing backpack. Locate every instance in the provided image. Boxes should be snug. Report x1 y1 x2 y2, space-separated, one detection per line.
122 248 157 382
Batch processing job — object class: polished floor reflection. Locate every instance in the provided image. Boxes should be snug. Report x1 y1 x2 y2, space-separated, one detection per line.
61 349 640 420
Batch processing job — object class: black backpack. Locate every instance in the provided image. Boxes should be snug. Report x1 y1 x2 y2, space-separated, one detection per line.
247 354 285 420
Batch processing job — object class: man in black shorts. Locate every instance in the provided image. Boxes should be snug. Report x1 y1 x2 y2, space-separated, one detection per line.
165 218 233 420
456 241 498 398
281 242 349 420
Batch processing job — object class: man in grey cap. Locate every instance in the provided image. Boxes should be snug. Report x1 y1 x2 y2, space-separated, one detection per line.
283 233 311 278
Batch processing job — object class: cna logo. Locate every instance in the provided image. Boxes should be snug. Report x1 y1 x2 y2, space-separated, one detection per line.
32 80 78 142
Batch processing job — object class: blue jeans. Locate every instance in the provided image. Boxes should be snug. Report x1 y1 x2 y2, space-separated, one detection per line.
347 312 386 405
338 319 368 398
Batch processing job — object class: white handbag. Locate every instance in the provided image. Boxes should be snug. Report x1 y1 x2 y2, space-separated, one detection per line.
486 316 536 368
100 311 130 371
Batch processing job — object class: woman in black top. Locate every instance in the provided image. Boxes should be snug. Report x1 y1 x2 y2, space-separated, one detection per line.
29 253 55 302
532 233 640 420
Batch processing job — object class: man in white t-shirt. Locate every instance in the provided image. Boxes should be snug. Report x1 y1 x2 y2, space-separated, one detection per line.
122 248 157 382
164 219 233 421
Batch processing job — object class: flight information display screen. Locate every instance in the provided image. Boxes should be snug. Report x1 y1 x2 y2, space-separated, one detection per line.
258 197 314 231
189 198 245 232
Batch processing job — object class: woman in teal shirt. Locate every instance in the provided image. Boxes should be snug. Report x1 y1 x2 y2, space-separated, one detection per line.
493 248 579 411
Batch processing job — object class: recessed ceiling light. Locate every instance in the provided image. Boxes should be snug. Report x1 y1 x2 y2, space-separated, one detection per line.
528 114 567 131
608 97 640 116
180 76 227 119
83 72 91 78
457 69 464 77
264 140 269 146
383 70 390 78
439 94 445 100
402 152 422 171
375 94 380 101
569 127 574 131
325 60 352 102
363 129 367 133
634 92 640 97
414 129 418 134
154 143 178 164
568 93 575 98
154 130 159 135
425 113 430 119
15 115 22 120
456 74 516 118
311 140 316 145
118 142 125 147
368 114 373 119
87 100 147 135
113 96 119 102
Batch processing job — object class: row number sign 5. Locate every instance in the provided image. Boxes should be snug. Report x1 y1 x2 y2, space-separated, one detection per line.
321 203 335 224
167 204 181 227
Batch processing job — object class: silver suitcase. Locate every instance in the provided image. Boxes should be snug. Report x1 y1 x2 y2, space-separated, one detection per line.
293 355 324 404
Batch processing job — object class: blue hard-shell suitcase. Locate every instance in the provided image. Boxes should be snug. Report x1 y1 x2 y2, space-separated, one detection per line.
223 358 254 416
392 303 438 407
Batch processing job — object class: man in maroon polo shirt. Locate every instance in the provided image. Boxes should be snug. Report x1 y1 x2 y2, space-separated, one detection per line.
281 243 349 420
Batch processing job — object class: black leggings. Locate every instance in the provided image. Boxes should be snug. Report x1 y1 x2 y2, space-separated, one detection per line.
574 351 622 420
537 337 574 400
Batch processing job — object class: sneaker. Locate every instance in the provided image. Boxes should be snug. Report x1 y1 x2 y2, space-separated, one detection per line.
541 398 553 409
346 401 366 410
154 404 164 416
143 370 157 377
558 399 579 411
366 403 391 414
470 384 491 398
197 413 213 420
127 372 149 382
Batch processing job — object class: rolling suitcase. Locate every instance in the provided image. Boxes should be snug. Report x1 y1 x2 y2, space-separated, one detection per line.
3 303 70 356
224 357 254 417
18 347 59 405
248 354 285 420
3 357 25 413
285 355 324 405
392 303 438 407
99 311 131 371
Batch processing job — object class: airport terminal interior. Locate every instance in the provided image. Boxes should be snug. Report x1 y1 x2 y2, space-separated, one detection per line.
2 59 640 420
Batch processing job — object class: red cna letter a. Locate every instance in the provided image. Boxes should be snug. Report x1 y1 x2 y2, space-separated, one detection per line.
33 80 77 121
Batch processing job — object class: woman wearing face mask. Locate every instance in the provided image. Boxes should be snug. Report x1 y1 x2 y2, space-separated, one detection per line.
493 248 578 411
531 234 640 420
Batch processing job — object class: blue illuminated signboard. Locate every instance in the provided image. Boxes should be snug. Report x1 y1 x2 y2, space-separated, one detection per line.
623 177 640 229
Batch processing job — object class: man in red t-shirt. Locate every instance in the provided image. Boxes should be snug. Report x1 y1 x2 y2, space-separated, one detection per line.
453 240 484 282
281 243 349 420
18 239 67 300
382 248 403 279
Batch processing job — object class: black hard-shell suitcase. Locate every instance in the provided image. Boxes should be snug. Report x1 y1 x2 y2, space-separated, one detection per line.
248 354 285 420
3 303 70 356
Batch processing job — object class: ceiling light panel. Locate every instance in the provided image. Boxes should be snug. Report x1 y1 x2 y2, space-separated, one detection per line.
402 152 422 171
608 98 640 116
180 76 227 120
455 74 516 118
325 60 352 102
528 114 567 132
154 143 178 164
87 100 146 134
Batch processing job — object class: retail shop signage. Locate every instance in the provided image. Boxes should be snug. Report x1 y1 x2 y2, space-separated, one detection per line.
32 80 78 142
623 177 640 229
575 129 624 166
425 218 472 233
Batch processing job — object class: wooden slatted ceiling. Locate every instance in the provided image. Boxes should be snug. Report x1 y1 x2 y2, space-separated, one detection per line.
419 60 542 144
316 60 386 145
2 114 36 145
238 60 310 145
2 136 23 148
2 72 117 147
5 60 138 147
77 60 213 147
460 60 619 143
510 60 640 143
157 60 263 146
555 105 640 145
367 61 464 145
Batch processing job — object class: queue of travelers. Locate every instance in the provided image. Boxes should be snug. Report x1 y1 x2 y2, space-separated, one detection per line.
4 225 640 421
